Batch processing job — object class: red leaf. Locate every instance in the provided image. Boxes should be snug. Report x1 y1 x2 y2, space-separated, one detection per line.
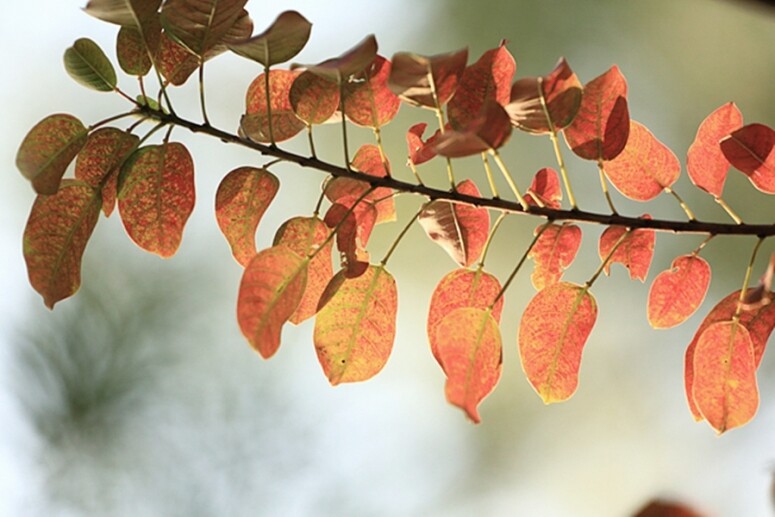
720 123 775 194
215 167 279 267
406 122 440 166
242 69 305 143
448 41 515 129
435 308 502 423
289 71 340 125
418 179 490 267
432 100 512 157
519 282 597 403
524 167 562 209
388 48 468 108
604 121 680 201
156 30 199 86
647 255 711 329
23 180 102 308
299 35 378 82
598 222 655 282
228 10 311 67
528 223 582 290
237 245 307 359
686 102 743 197
344 55 401 128
427 268 504 369
564 66 630 161
324 201 377 278
273 216 333 324
314 265 397 385
117 142 195 258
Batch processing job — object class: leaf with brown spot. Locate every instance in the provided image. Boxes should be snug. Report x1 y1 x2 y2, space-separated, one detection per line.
686 102 743 197
388 48 468 108
344 55 400 128
598 222 655 282
289 71 340 125
432 100 512 157
647 255 711 329
242 69 305 143
524 167 562 209
228 10 311 66
529 223 582 290
721 123 775 194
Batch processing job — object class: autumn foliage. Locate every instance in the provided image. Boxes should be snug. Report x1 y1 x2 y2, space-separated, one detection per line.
15 0 775 434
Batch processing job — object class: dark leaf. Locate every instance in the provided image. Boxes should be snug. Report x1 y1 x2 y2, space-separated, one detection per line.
388 48 468 108
229 10 312 66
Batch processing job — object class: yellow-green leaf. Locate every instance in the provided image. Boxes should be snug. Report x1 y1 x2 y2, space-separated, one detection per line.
64 38 117 92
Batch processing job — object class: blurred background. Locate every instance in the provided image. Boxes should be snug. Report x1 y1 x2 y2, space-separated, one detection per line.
1 1 775 515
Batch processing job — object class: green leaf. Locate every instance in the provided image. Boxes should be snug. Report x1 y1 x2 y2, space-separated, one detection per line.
161 0 250 57
117 26 153 76
64 38 118 92
229 10 312 67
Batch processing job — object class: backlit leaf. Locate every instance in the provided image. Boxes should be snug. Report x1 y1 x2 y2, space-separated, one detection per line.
324 201 377 278
419 179 489 267
435 307 502 423
117 25 156 76
23 180 101 309
74 127 139 216
84 0 161 27
156 30 199 85
16 114 88 195
242 69 305 143
289 71 340 125
314 265 397 385
524 167 562 209
299 35 378 83
519 282 597 403
237 245 307 358
406 122 440 166
529 223 582 290
273 216 333 324
598 223 655 282
117 143 195 258
388 48 468 108
693 320 757 433
564 66 630 161
64 38 117 92
344 55 400 128
432 100 512 157
215 167 279 267
161 0 249 57
686 102 743 197
647 255 711 329
720 123 775 194
228 10 311 66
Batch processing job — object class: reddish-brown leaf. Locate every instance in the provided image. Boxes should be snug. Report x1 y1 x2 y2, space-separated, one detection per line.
633 500 705 517
161 0 249 57
693 320 757 433
117 25 156 76
228 10 311 66
324 201 377 278
427 268 504 369
406 123 440 166
647 255 711 329
604 121 680 201
519 282 597 403
215 167 279 267
529 223 582 290
117 142 195 258
75 127 139 217
598 223 655 282
418 179 490 267
432 100 512 157
720 123 775 194
448 41 515 129
299 35 378 82
237 245 307 359
564 66 630 161
313 265 397 385
524 167 562 209
388 48 468 108
435 307 502 423
344 55 400 127
273 216 333 324
289 71 340 125
686 102 743 197
156 30 199 86
16 114 89 195
84 0 162 27
23 180 102 309
242 69 305 143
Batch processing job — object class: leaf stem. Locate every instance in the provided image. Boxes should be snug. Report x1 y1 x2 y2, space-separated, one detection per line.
198 61 210 126
537 77 577 210
313 188 326 217
306 124 317 158
491 222 550 307
339 80 351 170
427 66 455 188
715 196 743 224
691 234 715 256
481 152 500 199
373 126 391 178
490 149 528 208
381 207 423 265
735 236 767 318
478 211 508 268
408 159 425 186
89 111 139 131
664 187 697 222
585 229 632 288
262 65 276 144
310 185 377 261
115 86 138 105
597 160 618 214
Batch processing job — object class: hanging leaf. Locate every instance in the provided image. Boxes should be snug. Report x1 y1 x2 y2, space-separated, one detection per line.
506 58 582 133
64 38 118 92
74 127 139 216
524 167 562 209
215 167 279 267
435 307 502 423
564 66 630 161
598 223 655 282
273 216 333 324
344 55 401 127
237 245 307 359
519 282 597 403
117 143 195 258
84 0 162 27
427 267 504 370
647 255 711 329
419 179 490 267
529 223 582 290
117 25 156 76
23 180 102 309
228 10 311 66
314 265 397 385
324 201 377 278
448 41 516 129
298 35 378 83
720 123 775 194
289 71 340 125
388 48 468 108
156 30 200 85
406 123 441 166
160 0 249 57
686 102 743 197
432 100 512 157
242 69 305 143
16 114 88 195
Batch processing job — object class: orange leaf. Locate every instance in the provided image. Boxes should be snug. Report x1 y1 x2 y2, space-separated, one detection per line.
519 282 597 403
692 320 757 433
427 268 504 369
598 222 655 282
435 307 502 423
324 200 376 278
647 255 711 329
686 102 743 197
273 216 333 324
289 71 340 125
242 69 305 143
215 166 279 267
525 167 562 209
388 48 468 108
432 100 512 157
720 123 775 194
314 265 397 385
237 245 308 359
528 223 582 290
344 55 401 128
117 142 195 258
23 180 102 308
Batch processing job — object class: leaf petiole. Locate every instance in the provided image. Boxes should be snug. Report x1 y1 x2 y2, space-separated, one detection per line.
586 228 632 288
491 222 551 307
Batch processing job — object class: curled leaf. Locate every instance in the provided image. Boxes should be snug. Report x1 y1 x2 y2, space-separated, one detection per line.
686 102 743 197
289 71 340 125
720 123 775 194
388 48 468 108
64 37 118 92
298 35 377 83
524 167 562 209
647 255 711 329
528 223 582 290
344 55 400 128
242 69 305 143
598 222 655 282
432 100 512 157
228 10 311 66
406 123 440 166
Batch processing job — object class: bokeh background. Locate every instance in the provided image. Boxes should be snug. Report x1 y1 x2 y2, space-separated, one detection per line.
2 1 775 515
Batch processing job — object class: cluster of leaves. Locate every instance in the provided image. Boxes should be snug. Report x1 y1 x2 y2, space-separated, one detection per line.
15 0 775 433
